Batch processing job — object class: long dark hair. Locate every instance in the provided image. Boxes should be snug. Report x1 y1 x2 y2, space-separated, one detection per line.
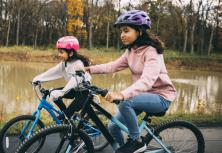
121 25 165 54
63 49 91 67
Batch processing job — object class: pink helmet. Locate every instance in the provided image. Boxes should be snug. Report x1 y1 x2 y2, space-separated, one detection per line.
56 36 80 51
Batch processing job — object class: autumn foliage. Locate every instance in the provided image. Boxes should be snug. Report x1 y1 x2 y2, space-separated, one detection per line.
67 0 85 38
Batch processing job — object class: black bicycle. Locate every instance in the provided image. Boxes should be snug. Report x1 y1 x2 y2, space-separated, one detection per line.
15 71 205 153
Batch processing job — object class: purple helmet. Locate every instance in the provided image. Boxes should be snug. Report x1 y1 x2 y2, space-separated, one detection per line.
114 10 151 29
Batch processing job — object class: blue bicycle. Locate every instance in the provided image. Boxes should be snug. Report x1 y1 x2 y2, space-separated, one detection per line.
15 81 205 153
0 81 108 153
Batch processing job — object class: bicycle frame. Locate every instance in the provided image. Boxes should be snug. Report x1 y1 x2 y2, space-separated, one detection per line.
81 98 171 153
21 97 63 138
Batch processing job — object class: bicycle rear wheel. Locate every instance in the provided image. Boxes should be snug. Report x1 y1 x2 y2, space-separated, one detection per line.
0 115 44 153
145 120 205 153
15 124 94 153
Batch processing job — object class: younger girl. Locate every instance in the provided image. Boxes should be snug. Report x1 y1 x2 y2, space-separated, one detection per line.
33 36 91 118
86 10 176 153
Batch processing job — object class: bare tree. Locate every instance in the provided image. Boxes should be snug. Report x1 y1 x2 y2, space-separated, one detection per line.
5 0 14 46
178 0 190 53
105 0 113 48
208 0 220 55
189 0 202 54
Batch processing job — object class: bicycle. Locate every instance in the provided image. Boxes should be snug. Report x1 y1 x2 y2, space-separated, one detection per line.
15 113 95 153
0 72 108 153
15 79 205 153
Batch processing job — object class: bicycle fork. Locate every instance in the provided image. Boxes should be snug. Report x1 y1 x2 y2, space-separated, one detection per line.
20 111 40 139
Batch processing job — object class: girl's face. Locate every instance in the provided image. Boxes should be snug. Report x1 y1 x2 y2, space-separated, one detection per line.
120 26 139 46
58 49 69 61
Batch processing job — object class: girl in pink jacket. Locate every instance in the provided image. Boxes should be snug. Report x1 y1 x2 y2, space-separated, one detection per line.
86 10 176 153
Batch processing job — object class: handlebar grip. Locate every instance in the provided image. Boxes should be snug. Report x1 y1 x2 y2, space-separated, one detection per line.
100 89 108 97
113 100 121 105
32 81 41 87
75 70 85 77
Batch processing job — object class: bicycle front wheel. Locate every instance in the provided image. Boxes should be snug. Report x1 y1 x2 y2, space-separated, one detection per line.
16 124 94 153
0 115 44 153
145 120 205 153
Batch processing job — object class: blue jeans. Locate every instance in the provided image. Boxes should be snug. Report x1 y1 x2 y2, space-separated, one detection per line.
108 93 171 146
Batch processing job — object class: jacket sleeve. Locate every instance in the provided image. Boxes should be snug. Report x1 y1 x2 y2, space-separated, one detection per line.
121 50 161 100
50 75 83 100
89 50 128 74
50 61 91 100
32 62 64 83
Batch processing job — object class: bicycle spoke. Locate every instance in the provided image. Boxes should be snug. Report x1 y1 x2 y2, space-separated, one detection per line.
145 120 204 153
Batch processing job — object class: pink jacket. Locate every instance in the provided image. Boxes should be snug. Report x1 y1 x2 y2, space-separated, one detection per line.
90 46 176 101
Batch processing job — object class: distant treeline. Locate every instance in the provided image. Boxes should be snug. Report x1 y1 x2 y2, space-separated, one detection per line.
0 0 221 55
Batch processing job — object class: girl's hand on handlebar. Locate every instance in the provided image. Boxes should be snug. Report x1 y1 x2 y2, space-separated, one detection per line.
32 81 40 87
105 91 124 102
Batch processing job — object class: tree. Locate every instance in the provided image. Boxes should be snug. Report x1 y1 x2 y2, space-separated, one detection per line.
189 0 202 54
67 0 84 37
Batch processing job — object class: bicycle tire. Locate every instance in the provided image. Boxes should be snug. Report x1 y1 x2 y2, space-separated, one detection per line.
15 124 94 153
145 120 205 153
0 115 45 153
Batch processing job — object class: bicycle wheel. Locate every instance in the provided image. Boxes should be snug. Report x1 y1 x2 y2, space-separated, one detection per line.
145 120 205 153
16 124 94 153
83 113 109 151
0 115 45 153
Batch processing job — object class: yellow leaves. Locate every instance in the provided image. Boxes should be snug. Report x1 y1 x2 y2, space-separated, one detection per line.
66 0 85 37
67 19 83 30
67 0 84 16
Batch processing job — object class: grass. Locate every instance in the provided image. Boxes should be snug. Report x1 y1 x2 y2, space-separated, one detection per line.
0 46 55 56
0 46 221 63
137 113 222 127
1 112 221 130
1 45 221 59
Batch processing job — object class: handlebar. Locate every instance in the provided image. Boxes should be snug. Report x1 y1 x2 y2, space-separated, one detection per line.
113 100 121 105
81 83 122 104
32 84 50 100
31 70 122 104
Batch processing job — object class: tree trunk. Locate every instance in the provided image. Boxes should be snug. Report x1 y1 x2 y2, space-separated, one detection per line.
183 27 188 53
16 7 21 45
88 23 93 49
190 23 196 54
183 16 188 53
106 21 109 49
0 3 2 45
34 29 38 49
208 26 215 56
6 15 11 46
200 25 204 55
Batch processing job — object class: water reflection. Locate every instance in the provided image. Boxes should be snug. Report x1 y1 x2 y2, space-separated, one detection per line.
0 61 221 120
170 71 222 115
